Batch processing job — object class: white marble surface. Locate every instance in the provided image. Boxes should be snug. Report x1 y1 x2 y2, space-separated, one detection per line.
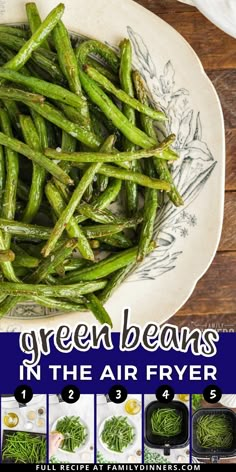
49 394 94 463
144 395 190 464
97 394 142 463
1 395 47 441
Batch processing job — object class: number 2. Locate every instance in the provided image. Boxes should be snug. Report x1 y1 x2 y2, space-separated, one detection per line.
68 389 74 400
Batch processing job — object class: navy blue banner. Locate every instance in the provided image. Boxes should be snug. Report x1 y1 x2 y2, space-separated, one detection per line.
0 331 235 394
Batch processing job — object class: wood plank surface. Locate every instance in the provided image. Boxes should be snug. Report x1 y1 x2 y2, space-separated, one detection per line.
136 1 236 328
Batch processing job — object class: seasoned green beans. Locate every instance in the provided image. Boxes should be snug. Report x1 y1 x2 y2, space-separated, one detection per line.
0 2 183 324
101 416 134 453
55 416 87 453
151 409 182 437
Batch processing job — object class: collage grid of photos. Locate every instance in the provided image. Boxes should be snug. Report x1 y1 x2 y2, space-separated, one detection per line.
0 393 236 464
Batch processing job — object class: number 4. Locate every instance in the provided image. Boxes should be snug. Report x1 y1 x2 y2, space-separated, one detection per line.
163 389 170 400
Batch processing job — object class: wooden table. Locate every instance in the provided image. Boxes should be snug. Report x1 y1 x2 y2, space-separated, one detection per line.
136 0 236 330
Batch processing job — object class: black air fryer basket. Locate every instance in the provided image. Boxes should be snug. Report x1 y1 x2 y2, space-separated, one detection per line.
192 408 236 463
145 401 189 455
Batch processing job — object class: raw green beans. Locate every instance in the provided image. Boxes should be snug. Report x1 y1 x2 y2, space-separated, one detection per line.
151 409 182 437
101 416 134 453
2 431 46 463
196 414 233 449
55 416 87 453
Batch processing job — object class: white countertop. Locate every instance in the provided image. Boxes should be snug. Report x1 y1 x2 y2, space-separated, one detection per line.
1 395 47 439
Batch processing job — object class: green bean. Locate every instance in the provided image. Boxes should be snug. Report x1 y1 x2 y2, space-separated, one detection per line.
98 234 133 249
53 21 82 95
82 216 143 238
11 243 39 268
20 115 46 223
77 39 119 73
0 86 44 103
17 179 30 202
119 38 138 216
2 3 64 72
55 416 87 453
99 262 136 303
86 293 112 326
87 57 118 83
45 182 94 261
0 229 19 283
78 68 157 149
42 136 115 257
101 416 134 453
0 145 5 207
52 130 76 201
62 242 155 283
26 2 50 51
23 100 101 149
0 32 64 84
85 64 166 122
2 99 21 133
0 68 86 110
0 279 107 297
28 239 78 283
0 25 29 39
93 178 122 209
2 431 46 463
72 162 171 191
133 71 183 206
0 249 15 262
151 409 182 437
75 203 126 225
0 131 73 186
196 414 233 449
0 218 52 240
0 109 19 247
45 135 176 163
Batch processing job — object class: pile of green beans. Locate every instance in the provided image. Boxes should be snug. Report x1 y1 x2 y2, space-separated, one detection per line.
2 432 46 463
55 416 87 453
196 414 233 449
151 409 183 437
0 2 183 325
101 416 135 453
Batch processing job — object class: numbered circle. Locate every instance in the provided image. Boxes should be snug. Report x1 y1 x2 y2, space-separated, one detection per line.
203 385 222 404
108 385 128 404
14 385 33 404
155 385 175 403
61 385 80 404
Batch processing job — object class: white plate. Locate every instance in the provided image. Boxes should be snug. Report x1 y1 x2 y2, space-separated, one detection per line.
99 415 136 455
178 0 236 38
51 415 89 455
0 0 225 331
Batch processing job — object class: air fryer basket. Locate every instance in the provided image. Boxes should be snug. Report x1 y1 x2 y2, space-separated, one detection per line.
145 401 189 455
192 408 236 461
